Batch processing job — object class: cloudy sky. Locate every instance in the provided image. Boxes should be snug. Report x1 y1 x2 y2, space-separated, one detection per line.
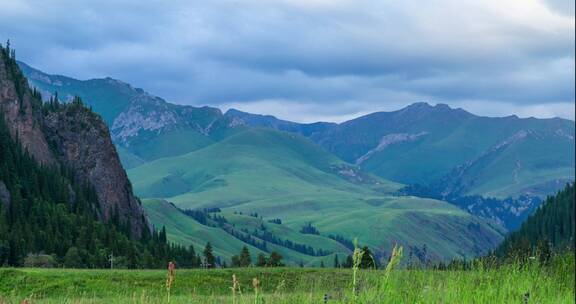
0 0 574 122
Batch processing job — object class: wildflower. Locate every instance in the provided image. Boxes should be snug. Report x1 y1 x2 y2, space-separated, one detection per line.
166 261 176 303
253 277 261 304
231 274 241 304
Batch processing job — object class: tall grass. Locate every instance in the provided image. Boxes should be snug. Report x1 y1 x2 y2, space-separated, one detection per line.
0 253 573 303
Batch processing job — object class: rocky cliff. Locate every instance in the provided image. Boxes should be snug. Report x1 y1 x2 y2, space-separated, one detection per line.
0 49 54 165
0 45 148 237
42 101 148 236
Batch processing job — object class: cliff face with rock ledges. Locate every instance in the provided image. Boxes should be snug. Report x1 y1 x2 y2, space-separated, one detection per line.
0 46 148 237
0 53 54 165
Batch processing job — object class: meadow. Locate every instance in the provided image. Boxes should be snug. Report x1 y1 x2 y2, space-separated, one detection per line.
1 254 573 304
128 128 505 265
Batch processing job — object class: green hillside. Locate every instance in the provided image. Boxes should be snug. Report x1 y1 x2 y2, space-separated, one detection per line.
130 128 400 203
142 199 267 262
143 199 350 267
132 129 505 263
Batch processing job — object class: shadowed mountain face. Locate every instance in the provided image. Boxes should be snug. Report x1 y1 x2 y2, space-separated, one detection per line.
17 61 574 263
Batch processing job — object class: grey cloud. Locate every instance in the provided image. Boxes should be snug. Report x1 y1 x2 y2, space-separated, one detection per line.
0 0 573 121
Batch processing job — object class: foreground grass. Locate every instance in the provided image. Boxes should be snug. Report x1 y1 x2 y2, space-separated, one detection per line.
1 255 574 303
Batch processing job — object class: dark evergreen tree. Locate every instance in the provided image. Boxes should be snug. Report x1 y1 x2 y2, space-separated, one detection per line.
203 242 216 268
268 251 284 267
300 222 320 235
343 255 353 268
64 247 82 268
238 246 252 267
359 246 376 269
256 253 267 267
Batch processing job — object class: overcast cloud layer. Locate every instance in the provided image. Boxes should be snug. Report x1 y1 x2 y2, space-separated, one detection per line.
0 0 574 122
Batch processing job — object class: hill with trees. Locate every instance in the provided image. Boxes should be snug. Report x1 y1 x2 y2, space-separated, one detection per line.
495 183 575 259
0 42 197 268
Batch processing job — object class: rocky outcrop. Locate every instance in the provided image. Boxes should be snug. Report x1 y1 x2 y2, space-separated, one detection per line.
0 52 54 165
42 104 148 237
356 132 428 165
111 98 179 144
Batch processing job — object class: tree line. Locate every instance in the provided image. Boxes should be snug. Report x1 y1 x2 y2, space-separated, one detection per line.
494 183 575 262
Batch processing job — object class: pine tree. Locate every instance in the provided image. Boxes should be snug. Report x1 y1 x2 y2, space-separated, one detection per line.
238 246 251 267
343 255 353 268
359 246 376 269
64 247 82 268
203 242 216 268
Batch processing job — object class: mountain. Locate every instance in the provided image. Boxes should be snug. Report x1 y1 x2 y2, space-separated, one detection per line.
228 104 574 229
19 62 574 201
495 183 575 257
18 61 239 168
225 108 336 138
129 128 505 262
228 104 574 200
0 44 196 268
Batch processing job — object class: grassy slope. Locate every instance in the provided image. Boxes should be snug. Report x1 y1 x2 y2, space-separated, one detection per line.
462 134 575 198
143 199 266 262
133 129 504 263
1 256 574 303
143 199 344 267
362 116 575 198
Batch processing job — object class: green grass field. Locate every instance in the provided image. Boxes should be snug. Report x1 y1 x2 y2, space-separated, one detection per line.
1 255 573 303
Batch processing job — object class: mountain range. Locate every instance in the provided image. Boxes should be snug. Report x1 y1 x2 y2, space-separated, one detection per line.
16 61 575 265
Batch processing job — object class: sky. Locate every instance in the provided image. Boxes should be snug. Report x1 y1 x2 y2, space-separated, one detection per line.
0 0 574 122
